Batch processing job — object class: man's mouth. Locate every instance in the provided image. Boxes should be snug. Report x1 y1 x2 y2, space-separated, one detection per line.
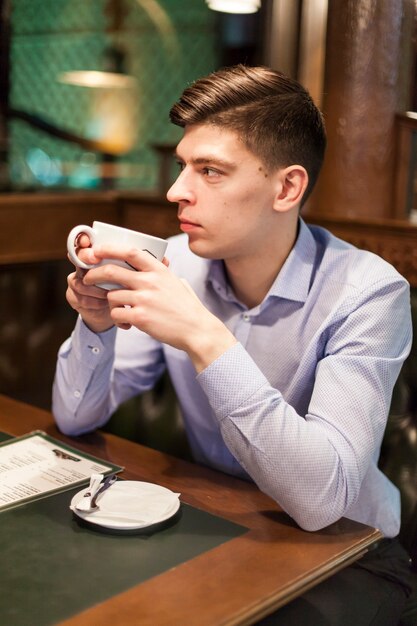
179 218 201 232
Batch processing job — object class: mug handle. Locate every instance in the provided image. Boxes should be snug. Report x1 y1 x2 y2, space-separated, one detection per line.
67 225 97 269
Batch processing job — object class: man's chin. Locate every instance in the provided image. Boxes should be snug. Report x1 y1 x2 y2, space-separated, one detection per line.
187 238 221 260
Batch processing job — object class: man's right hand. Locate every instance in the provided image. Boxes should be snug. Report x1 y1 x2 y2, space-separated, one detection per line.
66 269 114 333
66 233 114 333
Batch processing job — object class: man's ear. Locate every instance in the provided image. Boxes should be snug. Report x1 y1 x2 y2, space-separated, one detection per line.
272 165 309 212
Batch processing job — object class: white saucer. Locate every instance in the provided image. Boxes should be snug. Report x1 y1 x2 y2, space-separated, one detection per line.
70 480 180 531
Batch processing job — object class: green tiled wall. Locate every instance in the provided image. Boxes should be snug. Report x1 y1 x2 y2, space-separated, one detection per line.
9 0 220 190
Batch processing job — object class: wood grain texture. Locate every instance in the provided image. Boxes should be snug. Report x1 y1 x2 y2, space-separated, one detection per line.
305 212 417 286
0 191 177 264
0 394 381 626
310 0 412 220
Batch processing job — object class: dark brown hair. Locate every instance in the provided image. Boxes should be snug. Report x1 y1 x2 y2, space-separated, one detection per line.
169 64 326 204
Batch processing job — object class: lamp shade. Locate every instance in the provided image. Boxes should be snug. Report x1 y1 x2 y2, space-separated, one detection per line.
59 70 136 89
206 0 261 14
58 71 138 155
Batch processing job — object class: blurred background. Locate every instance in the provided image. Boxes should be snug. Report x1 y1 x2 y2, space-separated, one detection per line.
1 0 417 452
0 0 268 193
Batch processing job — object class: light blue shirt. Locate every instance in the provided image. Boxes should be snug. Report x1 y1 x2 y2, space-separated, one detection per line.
53 219 412 536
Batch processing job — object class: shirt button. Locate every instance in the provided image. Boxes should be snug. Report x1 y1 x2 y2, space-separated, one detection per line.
91 347 100 355
74 390 81 398
242 313 250 322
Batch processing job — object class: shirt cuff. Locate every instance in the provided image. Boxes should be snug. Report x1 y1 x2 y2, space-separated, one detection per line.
197 342 270 419
70 316 117 369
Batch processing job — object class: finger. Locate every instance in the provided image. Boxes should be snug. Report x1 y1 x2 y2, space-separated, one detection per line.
67 281 109 308
67 247 101 268
69 271 109 300
116 322 132 330
75 233 92 249
78 247 102 265
110 304 135 327
74 267 87 280
81 264 135 290
93 245 164 272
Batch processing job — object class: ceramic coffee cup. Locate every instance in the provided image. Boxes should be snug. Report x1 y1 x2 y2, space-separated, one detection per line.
67 221 168 290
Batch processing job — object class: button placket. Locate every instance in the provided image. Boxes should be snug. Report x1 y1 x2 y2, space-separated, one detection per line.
234 312 252 345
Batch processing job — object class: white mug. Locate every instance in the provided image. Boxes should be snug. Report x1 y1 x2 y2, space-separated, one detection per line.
67 221 168 290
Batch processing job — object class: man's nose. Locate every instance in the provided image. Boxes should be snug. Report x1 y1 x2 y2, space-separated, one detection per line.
166 169 194 204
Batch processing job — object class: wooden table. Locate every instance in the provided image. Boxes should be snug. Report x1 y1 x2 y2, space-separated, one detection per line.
0 394 382 626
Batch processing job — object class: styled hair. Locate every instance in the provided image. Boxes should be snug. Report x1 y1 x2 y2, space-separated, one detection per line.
169 64 326 204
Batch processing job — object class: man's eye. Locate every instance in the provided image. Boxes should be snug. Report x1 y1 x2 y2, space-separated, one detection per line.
175 160 185 171
203 167 219 177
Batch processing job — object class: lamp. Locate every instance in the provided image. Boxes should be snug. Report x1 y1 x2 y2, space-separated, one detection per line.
58 70 138 156
206 0 261 14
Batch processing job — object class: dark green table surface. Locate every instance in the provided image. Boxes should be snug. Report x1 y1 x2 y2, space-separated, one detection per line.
0 434 247 626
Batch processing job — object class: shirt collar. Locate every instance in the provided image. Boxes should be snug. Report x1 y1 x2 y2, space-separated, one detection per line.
207 218 317 305
268 218 317 303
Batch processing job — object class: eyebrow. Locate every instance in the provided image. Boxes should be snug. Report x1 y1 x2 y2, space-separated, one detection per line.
174 151 236 170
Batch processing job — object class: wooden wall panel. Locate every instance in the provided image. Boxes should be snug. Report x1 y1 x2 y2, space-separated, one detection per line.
306 213 417 287
0 192 119 264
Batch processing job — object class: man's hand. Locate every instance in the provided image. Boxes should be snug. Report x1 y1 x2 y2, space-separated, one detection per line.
66 233 115 333
81 244 237 372
66 268 115 333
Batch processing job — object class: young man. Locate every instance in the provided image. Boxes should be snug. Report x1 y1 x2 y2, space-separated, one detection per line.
53 65 412 623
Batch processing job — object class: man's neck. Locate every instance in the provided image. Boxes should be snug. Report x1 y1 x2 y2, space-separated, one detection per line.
224 223 299 309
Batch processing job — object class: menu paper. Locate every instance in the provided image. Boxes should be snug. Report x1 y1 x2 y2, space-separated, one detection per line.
0 431 122 512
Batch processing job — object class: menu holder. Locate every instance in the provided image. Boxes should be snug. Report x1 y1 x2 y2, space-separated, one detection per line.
0 430 123 513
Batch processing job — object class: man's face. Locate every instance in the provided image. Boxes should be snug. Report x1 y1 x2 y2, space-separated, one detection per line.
167 124 281 263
